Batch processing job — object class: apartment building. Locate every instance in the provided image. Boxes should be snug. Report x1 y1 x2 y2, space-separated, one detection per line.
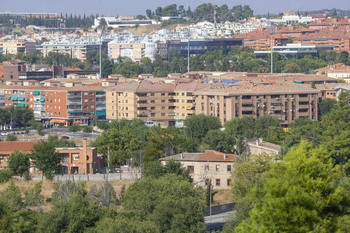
0 85 106 124
160 150 235 189
106 81 176 127
108 42 145 61
0 39 36 55
195 80 319 127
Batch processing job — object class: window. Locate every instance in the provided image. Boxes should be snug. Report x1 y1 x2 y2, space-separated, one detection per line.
161 106 165 110
90 105 94 109
84 92 88 95
73 154 80 160
84 99 88 102
161 100 165 103
227 165 232 172
205 165 209 172
90 99 94 102
161 113 165 116
205 179 209 186
151 100 155 103
187 166 194 174
216 179 220 186
151 93 155 96
227 179 231 186
151 113 155 117
216 165 220 172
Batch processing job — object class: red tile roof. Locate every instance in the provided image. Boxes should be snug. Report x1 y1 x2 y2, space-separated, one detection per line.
0 141 40 155
197 150 235 162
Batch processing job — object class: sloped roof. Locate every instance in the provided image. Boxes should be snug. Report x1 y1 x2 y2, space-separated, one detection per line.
197 150 235 162
0 141 40 155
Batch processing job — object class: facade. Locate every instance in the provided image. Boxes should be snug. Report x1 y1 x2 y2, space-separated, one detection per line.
0 139 104 176
195 80 319 127
56 139 104 175
315 63 350 78
255 43 334 59
0 40 36 55
93 17 159 29
0 85 107 124
160 150 235 189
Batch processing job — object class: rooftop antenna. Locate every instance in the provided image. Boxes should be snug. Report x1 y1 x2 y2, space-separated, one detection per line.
268 22 276 74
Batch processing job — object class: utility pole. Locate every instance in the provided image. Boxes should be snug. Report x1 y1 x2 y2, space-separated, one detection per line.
99 26 105 79
187 28 190 73
268 22 276 74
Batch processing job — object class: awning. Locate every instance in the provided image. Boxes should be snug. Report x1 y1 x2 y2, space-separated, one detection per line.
90 111 95 114
50 99 52 102
40 97 45 102
50 119 69 124
69 111 82 114
6 97 11 100
186 106 194 110
96 110 106 116
32 91 40 95
11 96 18 101
73 120 83 124
18 97 25 101
25 97 29 101
18 103 25 107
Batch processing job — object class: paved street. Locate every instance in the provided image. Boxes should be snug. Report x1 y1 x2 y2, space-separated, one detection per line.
205 211 235 232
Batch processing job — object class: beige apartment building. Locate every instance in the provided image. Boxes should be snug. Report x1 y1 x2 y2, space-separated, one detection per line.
108 43 145 61
195 81 319 127
106 79 321 127
0 40 36 55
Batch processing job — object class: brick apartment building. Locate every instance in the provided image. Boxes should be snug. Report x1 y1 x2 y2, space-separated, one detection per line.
160 150 235 189
0 139 104 176
0 85 107 124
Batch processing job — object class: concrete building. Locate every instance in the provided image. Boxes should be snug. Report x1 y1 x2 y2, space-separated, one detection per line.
255 43 334 59
195 80 320 127
160 150 235 189
0 85 107 124
93 17 159 29
0 39 36 55
315 63 350 78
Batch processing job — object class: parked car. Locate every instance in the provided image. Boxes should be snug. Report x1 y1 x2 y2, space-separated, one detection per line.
0 131 8 136
60 136 70 140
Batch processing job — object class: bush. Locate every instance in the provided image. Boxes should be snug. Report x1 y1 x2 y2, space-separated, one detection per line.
6 134 17 141
0 169 13 183
68 124 81 132
83 126 93 133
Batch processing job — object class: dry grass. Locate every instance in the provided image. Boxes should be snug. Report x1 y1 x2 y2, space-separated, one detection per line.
0 179 133 211
213 189 234 205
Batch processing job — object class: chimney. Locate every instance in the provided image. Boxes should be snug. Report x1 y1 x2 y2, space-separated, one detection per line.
83 138 87 153
224 154 227 160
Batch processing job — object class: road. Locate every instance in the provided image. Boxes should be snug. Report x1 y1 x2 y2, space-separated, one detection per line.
205 211 235 232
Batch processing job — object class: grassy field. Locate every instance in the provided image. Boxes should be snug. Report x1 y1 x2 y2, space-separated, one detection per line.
214 189 234 205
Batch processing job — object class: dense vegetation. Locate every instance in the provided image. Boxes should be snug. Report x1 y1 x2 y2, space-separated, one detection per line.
3 46 350 79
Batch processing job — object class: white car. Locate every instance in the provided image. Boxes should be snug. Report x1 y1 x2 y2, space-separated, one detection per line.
0 132 8 136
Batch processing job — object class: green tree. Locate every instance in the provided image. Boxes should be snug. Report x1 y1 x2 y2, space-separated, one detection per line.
30 141 61 180
224 117 256 139
203 129 235 153
318 98 337 119
184 114 221 141
122 174 206 232
8 150 30 178
255 115 280 139
95 128 139 167
282 62 302 73
233 141 350 232
24 181 44 207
